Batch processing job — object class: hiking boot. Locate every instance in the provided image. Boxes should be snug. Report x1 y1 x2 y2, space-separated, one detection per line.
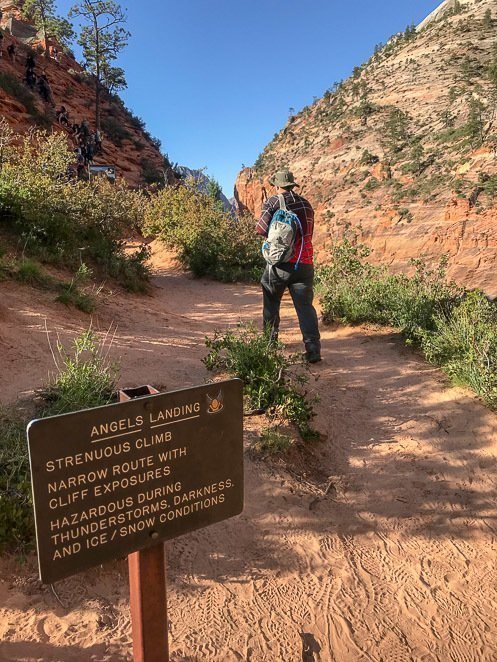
304 342 322 364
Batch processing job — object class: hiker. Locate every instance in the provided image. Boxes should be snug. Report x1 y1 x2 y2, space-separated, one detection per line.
84 140 95 164
7 43 16 63
75 149 85 178
26 52 36 72
25 69 36 89
94 129 102 153
80 120 90 140
256 168 321 363
56 106 69 127
37 73 54 104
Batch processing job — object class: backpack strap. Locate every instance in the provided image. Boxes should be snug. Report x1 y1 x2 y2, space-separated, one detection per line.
277 193 287 211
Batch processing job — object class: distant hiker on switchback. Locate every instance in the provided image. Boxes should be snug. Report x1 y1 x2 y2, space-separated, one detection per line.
256 168 321 363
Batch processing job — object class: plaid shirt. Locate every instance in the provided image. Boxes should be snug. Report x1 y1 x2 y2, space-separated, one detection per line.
256 190 314 265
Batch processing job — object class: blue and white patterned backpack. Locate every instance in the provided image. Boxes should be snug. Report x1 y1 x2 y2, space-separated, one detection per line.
262 194 304 268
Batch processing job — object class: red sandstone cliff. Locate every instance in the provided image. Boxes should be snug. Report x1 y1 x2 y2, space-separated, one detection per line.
235 0 497 296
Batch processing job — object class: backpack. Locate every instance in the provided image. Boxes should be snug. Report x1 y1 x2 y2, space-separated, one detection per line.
262 194 304 268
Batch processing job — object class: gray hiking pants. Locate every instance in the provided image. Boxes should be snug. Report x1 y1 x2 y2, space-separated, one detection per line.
261 263 320 348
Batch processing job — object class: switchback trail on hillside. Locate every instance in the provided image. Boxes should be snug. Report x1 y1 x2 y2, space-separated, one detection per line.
1 247 497 661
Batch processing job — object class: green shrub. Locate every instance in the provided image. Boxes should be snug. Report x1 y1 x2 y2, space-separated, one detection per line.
140 158 164 186
253 427 293 455
0 129 150 290
0 72 36 112
101 115 132 146
318 239 497 409
0 329 121 550
144 183 263 282
0 73 54 129
318 239 462 343
42 329 119 416
0 409 33 551
15 259 49 286
203 325 317 438
56 283 96 313
420 291 497 408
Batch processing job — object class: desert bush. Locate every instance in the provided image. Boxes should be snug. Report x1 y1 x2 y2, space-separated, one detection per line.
0 129 150 289
42 329 119 417
318 239 497 408
420 291 497 408
0 329 120 550
140 157 164 186
203 324 317 438
252 427 293 455
144 183 263 282
101 115 132 146
0 408 33 550
318 238 462 343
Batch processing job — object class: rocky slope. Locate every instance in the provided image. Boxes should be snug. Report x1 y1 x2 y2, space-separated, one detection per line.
0 11 172 188
235 0 497 296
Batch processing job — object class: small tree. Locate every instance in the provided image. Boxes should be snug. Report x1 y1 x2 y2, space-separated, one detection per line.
483 8 493 29
403 24 417 41
381 107 411 158
22 0 74 56
100 62 126 93
466 96 486 146
69 1 129 130
357 93 376 126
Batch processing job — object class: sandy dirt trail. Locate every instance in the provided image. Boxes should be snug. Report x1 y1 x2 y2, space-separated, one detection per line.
1 249 497 661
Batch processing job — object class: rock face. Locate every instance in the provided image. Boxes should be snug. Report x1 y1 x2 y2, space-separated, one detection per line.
175 165 233 211
0 11 172 188
235 0 497 296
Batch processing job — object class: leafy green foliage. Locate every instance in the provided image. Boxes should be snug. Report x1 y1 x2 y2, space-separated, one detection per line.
318 238 462 344
42 329 118 416
483 8 493 30
0 330 120 549
360 150 379 166
203 325 317 439
380 107 412 158
465 96 486 147
0 73 52 128
0 128 150 290
421 292 497 408
101 114 131 146
318 240 497 409
0 409 33 551
144 182 263 282
253 428 293 455
22 0 75 52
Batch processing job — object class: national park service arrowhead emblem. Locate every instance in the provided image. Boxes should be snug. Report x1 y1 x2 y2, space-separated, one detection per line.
207 390 224 414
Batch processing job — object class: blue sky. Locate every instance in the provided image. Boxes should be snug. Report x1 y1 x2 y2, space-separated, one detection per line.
58 0 439 195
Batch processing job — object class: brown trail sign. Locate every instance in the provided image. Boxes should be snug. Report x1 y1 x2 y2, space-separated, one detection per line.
27 379 244 660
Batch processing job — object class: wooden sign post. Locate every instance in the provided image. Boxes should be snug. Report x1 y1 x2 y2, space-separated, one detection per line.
128 545 169 662
119 386 169 662
27 379 244 661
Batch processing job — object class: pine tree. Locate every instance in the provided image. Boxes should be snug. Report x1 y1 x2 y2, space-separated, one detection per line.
381 108 411 157
69 1 129 130
207 178 222 202
483 8 493 29
22 0 74 56
466 97 486 146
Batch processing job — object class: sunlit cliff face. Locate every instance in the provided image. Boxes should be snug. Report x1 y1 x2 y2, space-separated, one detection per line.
235 0 497 297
